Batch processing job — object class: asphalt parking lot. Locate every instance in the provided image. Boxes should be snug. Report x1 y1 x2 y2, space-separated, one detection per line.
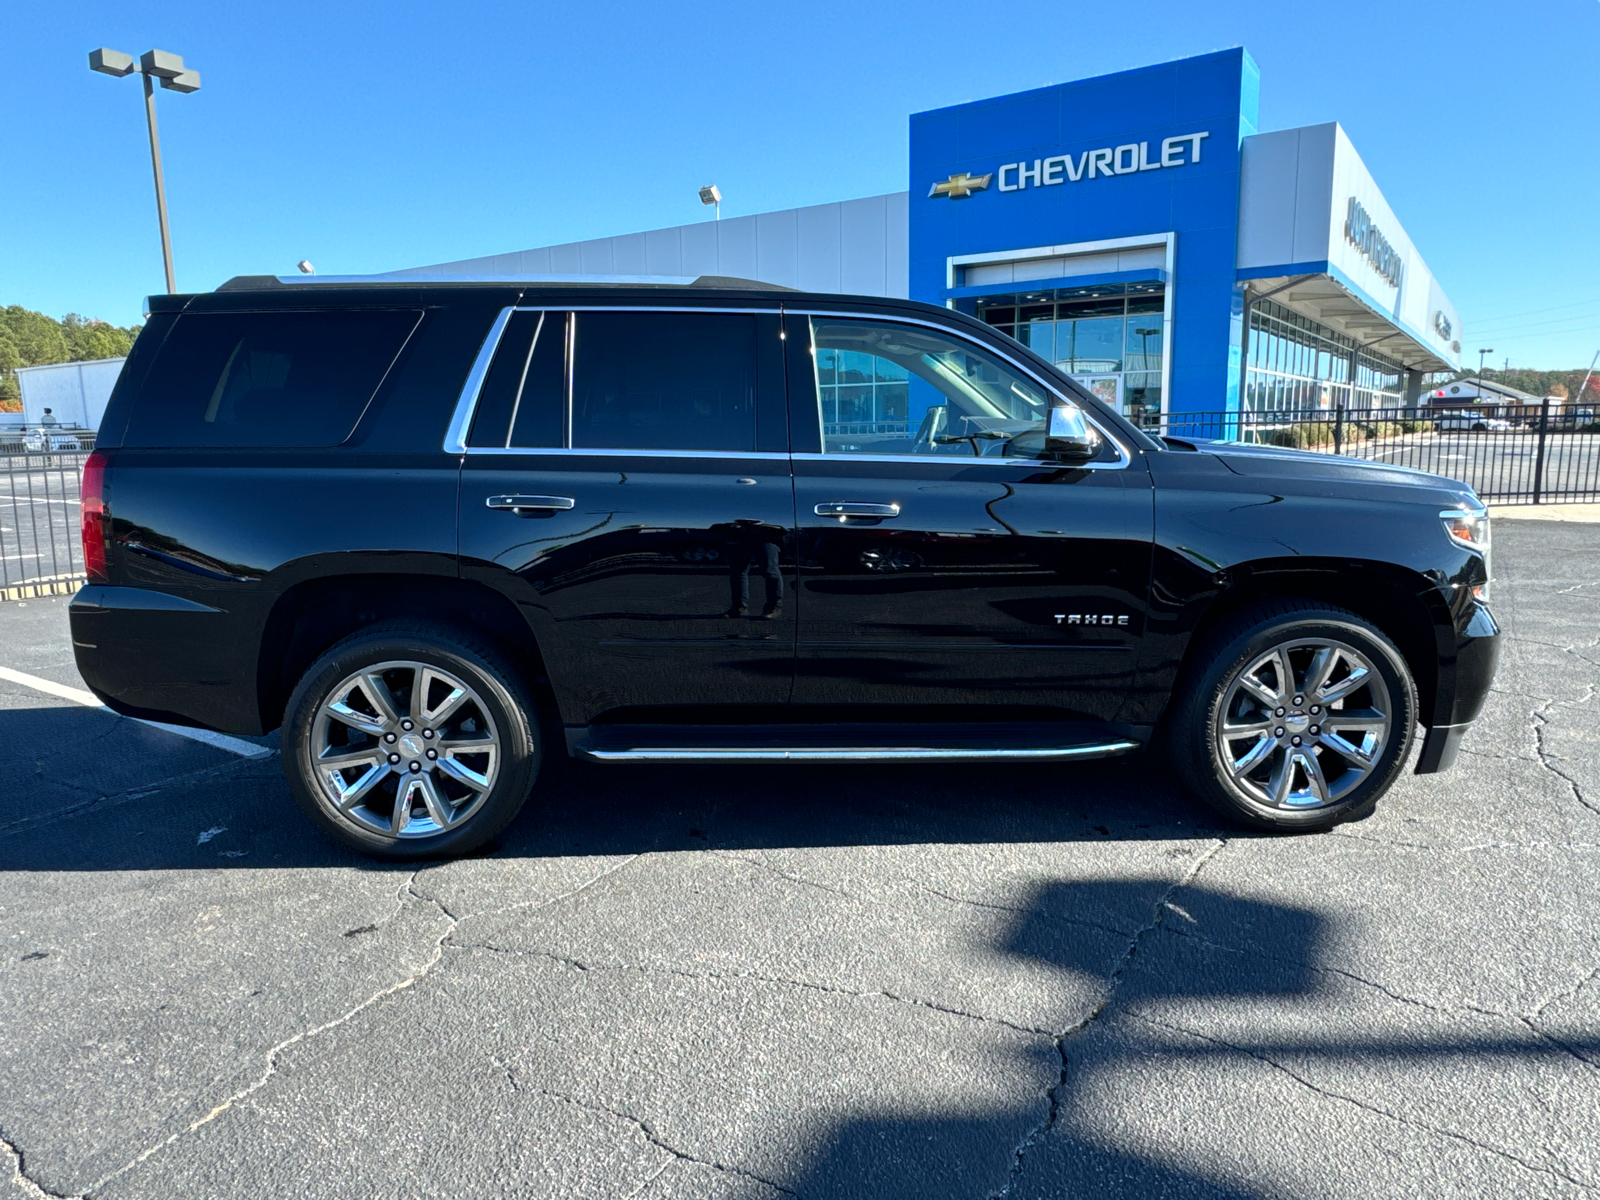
2 519 1598 1199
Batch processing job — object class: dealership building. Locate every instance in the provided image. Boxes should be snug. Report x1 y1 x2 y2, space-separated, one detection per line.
389 48 1462 427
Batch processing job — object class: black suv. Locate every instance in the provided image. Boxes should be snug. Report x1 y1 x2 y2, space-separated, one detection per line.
71 276 1500 858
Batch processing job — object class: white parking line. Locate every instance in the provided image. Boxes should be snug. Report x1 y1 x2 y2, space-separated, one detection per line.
0 665 273 759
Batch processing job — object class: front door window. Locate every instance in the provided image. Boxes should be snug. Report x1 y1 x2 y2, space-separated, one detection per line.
811 319 1054 458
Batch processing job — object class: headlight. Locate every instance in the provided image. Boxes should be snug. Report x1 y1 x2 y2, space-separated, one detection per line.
1441 502 1491 602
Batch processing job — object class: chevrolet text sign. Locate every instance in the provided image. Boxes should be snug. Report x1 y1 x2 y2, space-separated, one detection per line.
993 132 1210 193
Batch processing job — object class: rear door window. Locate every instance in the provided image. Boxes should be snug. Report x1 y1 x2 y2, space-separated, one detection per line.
570 311 758 452
124 309 420 448
466 310 567 449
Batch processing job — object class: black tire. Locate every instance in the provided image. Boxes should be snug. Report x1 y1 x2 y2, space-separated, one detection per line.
1168 601 1417 832
282 622 541 860
1472 422 1487 432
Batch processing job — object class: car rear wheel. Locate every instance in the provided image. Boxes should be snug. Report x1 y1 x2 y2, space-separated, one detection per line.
1169 602 1417 831
282 623 540 859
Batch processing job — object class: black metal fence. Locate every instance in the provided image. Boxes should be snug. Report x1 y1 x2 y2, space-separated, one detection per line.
1137 401 1600 505
0 402 1591 603
0 433 97 602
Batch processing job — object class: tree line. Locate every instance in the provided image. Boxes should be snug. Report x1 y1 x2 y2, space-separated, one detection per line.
0 306 144 410
1454 366 1600 404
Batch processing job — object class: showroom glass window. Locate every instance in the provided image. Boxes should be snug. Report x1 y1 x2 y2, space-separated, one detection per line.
809 318 1053 457
971 282 1165 424
1243 298 1405 413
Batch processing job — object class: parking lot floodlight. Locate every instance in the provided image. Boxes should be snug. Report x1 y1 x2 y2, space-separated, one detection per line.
138 49 186 79
89 48 136 77
297 261 315 275
160 69 201 93
699 184 722 220
90 45 201 295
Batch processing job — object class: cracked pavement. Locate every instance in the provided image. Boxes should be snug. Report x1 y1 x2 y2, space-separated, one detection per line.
2 518 1598 1197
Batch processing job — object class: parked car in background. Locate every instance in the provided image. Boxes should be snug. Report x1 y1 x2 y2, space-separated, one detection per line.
23 429 85 452
1434 410 1511 433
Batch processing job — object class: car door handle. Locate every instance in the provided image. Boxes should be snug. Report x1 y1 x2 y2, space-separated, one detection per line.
814 502 901 519
486 494 576 512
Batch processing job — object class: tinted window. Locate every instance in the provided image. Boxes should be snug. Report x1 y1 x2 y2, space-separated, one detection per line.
810 318 1053 457
124 310 419 448
466 310 566 449
570 312 757 452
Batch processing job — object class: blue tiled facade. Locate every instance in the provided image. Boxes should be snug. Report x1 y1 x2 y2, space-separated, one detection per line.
910 49 1260 416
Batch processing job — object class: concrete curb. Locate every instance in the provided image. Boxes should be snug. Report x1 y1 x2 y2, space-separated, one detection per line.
1490 503 1600 523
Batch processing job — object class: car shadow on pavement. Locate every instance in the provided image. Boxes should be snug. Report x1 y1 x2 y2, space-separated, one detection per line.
0 703 1260 871
775 878 1600 1199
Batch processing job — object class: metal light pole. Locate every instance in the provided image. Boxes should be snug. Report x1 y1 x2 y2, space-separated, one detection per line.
699 184 722 221
89 48 202 294
1476 347 1493 396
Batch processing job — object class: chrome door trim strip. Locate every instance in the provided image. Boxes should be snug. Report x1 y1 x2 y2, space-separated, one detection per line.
791 451 1057 469
579 741 1141 764
788 308 1134 470
443 306 514 455
460 447 793 461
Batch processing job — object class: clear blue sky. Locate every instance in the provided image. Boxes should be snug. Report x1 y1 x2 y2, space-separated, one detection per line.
3 0 1596 369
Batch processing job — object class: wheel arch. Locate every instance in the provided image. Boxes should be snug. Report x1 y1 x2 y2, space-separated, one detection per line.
1174 559 1449 726
256 573 553 734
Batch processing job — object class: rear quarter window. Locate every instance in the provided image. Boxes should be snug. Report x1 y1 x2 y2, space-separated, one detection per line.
123 309 421 448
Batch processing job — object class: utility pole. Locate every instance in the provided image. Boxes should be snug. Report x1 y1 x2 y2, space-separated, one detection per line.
90 48 202 294
1577 348 1600 412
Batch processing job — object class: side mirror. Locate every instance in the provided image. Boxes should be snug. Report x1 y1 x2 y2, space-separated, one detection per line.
1045 402 1103 460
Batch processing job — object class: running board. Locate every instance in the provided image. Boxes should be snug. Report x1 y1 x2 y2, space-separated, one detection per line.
578 741 1141 764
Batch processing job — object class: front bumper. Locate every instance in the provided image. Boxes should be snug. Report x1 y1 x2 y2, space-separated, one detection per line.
1414 600 1501 775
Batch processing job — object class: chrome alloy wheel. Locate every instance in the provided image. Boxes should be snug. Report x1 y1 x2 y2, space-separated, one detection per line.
1214 638 1392 811
309 660 500 839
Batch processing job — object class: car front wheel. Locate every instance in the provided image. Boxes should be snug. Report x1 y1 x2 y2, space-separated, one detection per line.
1169 602 1417 831
282 623 541 859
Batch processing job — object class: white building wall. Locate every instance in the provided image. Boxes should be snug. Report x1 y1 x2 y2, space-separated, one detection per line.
386 193 911 298
15 358 125 430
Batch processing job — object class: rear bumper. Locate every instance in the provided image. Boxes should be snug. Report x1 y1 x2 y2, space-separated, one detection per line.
69 585 263 735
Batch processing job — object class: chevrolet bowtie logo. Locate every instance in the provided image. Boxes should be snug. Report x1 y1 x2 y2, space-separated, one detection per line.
928 172 993 200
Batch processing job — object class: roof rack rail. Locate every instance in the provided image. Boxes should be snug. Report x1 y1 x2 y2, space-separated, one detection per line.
213 272 795 292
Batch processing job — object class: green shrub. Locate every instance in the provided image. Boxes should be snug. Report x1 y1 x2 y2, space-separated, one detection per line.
1264 423 1335 449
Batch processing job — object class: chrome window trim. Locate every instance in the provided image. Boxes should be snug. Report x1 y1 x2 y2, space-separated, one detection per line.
789 308 1133 470
460 447 792 461
512 304 783 315
791 451 1076 468
445 304 1131 466
443 306 515 454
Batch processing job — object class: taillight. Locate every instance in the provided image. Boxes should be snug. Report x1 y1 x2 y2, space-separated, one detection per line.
81 450 109 584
